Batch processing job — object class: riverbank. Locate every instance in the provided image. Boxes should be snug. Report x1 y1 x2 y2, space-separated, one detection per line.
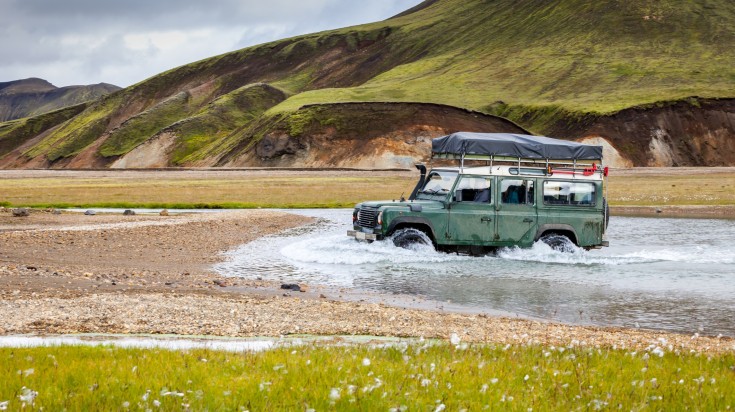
1 209 732 354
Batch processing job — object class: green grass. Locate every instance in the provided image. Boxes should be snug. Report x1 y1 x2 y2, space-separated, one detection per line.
1 343 733 410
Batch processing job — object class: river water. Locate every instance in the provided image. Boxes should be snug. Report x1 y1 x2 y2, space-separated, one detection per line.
216 210 735 337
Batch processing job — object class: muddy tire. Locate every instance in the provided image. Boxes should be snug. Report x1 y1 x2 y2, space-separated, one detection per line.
540 233 577 253
391 228 433 249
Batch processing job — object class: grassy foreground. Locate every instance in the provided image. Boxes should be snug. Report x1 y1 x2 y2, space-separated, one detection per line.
0 169 734 210
1 343 733 410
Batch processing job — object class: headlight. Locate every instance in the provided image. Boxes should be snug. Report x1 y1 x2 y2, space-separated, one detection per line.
377 211 383 226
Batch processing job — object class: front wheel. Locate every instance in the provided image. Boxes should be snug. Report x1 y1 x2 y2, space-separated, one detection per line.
391 228 434 250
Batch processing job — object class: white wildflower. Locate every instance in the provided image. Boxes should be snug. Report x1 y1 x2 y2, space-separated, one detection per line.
480 384 488 393
450 333 461 346
435 404 446 412
329 388 340 401
153 399 161 407
18 387 38 405
347 385 356 395
642 353 650 361
524 374 530 381
362 358 371 367
652 347 665 357
430 363 436 372
421 379 432 387
23 368 34 376
122 401 130 408
490 378 498 384
0 401 8 411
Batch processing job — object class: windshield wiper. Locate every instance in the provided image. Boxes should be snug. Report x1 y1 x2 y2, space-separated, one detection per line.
420 189 447 195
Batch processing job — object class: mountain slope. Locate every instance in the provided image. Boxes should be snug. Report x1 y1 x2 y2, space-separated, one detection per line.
1 0 734 168
0 78 121 122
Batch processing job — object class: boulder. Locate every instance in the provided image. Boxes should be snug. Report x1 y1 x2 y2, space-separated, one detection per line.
12 208 29 217
84 210 96 216
159 209 169 216
280 283 304 292
123 209 136 216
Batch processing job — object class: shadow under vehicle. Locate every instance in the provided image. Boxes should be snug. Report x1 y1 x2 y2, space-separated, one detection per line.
348 132 610 254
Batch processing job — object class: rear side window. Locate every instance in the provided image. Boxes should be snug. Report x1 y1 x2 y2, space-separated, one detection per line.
543 181 596 206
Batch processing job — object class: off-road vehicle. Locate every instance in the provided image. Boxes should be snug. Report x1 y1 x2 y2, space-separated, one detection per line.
348 132 609 253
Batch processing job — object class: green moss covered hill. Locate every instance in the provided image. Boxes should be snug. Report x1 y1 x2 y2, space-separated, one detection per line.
1 0 734 168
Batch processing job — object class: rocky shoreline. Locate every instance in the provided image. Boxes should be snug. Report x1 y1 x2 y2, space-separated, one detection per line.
1 209 733 353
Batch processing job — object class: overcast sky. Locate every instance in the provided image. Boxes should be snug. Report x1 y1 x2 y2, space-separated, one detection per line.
0 0 421 88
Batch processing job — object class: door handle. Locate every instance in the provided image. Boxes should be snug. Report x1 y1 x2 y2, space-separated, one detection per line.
523 218 534 223
481 216 492 222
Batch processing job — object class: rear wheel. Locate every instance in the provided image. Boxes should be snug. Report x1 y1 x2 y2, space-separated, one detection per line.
391 228 433 250
540 233 577 253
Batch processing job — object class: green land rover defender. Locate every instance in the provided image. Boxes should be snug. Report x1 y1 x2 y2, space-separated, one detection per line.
348 133 610 253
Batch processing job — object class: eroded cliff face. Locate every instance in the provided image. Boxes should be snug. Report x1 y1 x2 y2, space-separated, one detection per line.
217 102 531 168
560 99 735 167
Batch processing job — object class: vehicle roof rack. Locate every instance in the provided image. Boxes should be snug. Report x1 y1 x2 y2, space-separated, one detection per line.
431 132 605 176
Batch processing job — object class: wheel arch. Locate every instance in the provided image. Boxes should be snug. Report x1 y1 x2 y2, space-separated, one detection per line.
535 224 579 245
386 217 437 243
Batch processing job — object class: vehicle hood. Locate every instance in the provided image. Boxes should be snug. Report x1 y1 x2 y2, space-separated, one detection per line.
355 200 444 210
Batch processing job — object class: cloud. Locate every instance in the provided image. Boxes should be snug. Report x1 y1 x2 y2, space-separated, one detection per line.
0 0 421 87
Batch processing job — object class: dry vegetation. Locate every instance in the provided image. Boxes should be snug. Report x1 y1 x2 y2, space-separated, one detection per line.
1 168 734 212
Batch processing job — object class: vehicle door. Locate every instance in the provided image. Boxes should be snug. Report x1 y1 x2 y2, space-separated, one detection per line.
446 175 495 244
496 177 537 247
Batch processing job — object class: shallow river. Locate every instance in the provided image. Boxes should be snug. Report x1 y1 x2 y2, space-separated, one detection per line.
216 210 735 337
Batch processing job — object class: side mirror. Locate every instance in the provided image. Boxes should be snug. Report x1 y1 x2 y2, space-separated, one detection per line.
454 190 463 202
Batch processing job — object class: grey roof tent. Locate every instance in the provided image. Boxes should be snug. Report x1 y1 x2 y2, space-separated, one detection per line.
432 132 603 161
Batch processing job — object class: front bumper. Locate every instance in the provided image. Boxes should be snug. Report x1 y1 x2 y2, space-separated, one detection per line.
347 230 379 241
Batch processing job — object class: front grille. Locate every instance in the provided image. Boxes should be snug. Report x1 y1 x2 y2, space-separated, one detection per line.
356 207 379 228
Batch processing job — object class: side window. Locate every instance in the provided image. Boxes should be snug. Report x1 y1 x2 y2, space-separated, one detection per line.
500 179 534 205
543 181 596 206
455 176 492 203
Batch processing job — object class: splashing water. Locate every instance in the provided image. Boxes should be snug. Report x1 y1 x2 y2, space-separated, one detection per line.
217 210 735 336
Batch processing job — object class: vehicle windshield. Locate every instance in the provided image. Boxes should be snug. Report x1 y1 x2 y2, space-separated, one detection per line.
418 170 458 197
